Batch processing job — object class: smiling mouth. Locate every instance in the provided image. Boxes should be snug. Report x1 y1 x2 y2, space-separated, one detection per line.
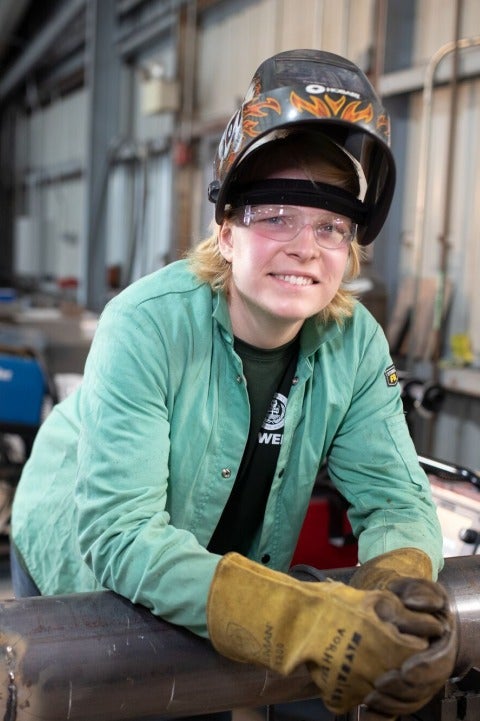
273 274 317 286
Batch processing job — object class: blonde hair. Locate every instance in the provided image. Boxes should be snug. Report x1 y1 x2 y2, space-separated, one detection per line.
188 132 365 324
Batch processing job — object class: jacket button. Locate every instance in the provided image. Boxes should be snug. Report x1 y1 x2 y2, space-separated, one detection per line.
292 376 299 385
261 554 270 564
221 468 231 478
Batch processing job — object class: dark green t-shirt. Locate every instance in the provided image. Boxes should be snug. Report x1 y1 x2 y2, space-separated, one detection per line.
208 335 299 555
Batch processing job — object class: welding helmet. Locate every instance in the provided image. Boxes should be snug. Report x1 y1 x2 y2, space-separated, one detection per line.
208 49 396 246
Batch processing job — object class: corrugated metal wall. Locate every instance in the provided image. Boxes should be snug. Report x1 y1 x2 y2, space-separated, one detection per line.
196 0 374 121
402 79 480 353
400 0 480 329
413 0 479 62
392 0 480 468
14 90 87 280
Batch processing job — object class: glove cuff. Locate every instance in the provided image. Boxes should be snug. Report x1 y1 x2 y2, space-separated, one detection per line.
206 552 321 669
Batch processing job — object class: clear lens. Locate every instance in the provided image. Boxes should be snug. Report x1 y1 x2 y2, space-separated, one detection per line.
241 205 356 249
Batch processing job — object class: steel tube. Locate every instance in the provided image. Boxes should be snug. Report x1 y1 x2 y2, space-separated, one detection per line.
437 554 480 675
0 592 319 720
0 555 478 720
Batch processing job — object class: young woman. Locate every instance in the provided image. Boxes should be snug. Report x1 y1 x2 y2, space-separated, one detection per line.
11 49 456 717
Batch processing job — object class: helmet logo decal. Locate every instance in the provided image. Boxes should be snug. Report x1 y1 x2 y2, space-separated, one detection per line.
305 83 360 100
218 110 243 162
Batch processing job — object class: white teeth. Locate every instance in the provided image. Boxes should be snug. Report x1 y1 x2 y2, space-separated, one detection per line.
275 274 314 286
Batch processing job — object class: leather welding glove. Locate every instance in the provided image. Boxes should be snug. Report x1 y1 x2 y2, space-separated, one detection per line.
207 553 446 715
350 548 449 615
350 548 432 589
350 547 433 589
364 617 457 717
350 548 458 717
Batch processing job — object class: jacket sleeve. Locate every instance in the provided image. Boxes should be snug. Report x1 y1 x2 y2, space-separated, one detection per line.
75 300 220 638
326 318 444 578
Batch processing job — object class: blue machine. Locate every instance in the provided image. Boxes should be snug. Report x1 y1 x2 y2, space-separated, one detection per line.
0 324 50 435
0 351 47 428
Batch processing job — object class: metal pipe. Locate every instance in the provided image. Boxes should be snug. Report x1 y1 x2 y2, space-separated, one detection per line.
0 592 319 721
0 555 478 720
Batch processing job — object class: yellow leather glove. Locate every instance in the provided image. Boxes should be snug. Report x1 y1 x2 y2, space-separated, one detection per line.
350 548 458 718
350 548 450 618
207 553 447 715
364 623 457 717
349 547 433 590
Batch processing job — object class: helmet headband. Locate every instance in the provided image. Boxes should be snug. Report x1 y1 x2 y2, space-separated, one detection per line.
227 179 369 225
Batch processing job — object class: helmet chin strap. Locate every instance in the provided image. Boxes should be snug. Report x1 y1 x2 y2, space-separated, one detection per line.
226 178 369 226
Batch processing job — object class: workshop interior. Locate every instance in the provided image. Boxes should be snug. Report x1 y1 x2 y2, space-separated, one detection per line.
0 1 479 721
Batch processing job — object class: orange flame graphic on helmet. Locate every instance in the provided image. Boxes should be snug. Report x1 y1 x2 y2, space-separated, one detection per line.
341 101 374 124
290 91 374 125
242 97 282 138
290 93 331 118
377 112 391 141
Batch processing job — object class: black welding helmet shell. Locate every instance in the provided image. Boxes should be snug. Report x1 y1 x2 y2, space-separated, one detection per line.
208 49 396 246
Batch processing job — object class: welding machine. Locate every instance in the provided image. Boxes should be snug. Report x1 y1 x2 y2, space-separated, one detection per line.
0 349 47 431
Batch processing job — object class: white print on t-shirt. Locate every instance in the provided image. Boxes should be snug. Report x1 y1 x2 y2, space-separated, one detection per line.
258 392 288 445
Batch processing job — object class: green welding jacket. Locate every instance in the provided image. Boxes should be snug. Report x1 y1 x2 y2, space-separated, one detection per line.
11 259 443 638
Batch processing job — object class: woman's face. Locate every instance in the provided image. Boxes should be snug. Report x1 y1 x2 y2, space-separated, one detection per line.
218 167 352 348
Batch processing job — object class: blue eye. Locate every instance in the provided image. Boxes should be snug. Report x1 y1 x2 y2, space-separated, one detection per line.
318 223 336 234
264 215 285 226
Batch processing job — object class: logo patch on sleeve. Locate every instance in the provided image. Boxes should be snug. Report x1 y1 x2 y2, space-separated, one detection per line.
384 364 398 387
